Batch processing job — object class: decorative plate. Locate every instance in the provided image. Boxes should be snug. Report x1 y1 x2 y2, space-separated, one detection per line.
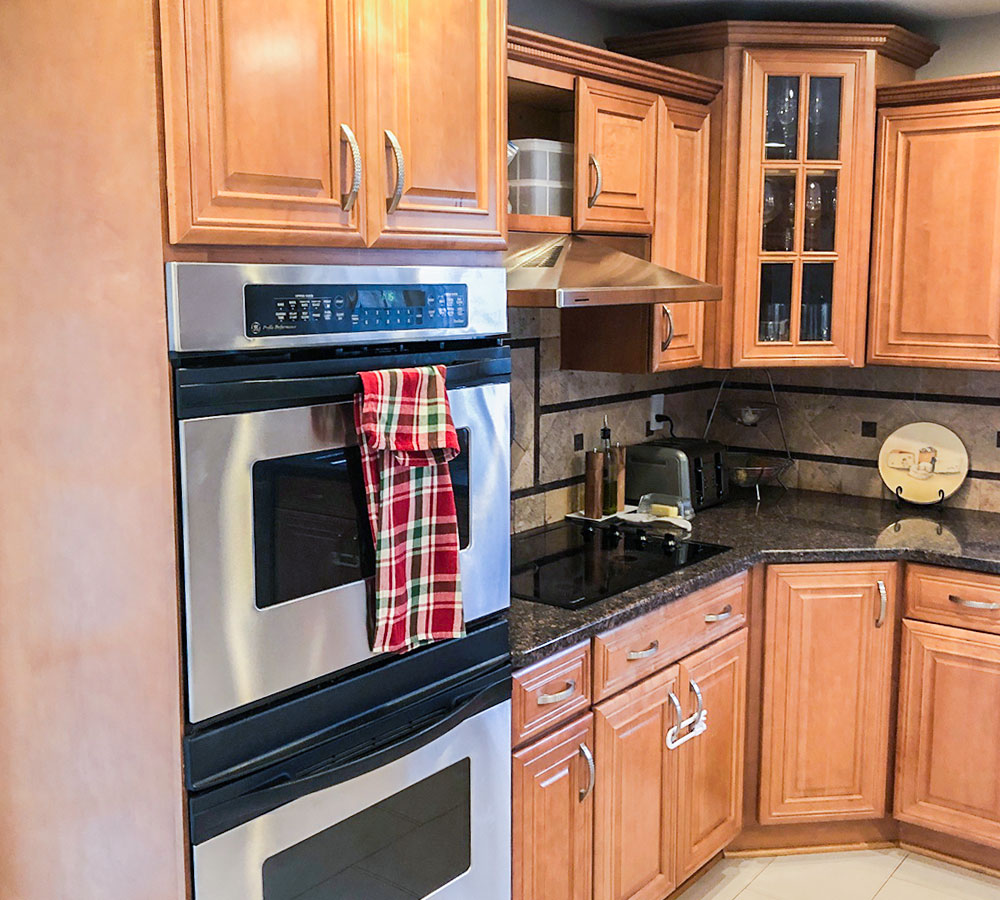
877 422 969 505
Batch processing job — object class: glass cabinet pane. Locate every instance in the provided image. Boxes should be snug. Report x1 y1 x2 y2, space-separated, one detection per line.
807 77 842 160
801 262 834 341
762 171 796 252
759 263 793 342
803 171 837 252
765 76 800 160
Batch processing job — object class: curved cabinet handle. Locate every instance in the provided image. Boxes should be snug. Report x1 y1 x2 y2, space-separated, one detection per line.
340 123 362 212
579 743 596 802
626 640 659 661
660 306 675 353
537 680 576 706
587 153 603 208
876 580 888 628
679 678 704 731
666 685 708 750
384 129 405 214
949 594 1000 611
704 604 733 623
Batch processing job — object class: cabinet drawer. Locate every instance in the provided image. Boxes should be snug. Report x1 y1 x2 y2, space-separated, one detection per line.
593 571 749 702
907 565 1000 636
513 643 592 748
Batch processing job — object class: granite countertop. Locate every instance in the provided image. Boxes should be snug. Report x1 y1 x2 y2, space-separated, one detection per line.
510 487 1000 668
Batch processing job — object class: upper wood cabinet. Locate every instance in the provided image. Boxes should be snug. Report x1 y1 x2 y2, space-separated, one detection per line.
575 78 658 234
760 562 898 823
896 619 1000 850
608 22 937 368
160 0 505 248
869 76 1000 369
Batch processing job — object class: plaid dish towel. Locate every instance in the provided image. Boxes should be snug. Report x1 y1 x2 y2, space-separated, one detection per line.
354 365 465 653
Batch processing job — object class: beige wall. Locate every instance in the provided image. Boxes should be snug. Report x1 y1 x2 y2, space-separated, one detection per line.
920 12 1000 78
0 1 186 898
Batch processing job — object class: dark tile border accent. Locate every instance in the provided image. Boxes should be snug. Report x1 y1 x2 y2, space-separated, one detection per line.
511 474 585 500
727 379 1000 408
539 380 718 415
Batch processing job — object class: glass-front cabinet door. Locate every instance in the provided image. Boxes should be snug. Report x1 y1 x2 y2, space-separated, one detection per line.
733 50 874 366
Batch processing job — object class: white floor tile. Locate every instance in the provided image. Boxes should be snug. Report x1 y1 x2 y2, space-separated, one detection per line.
741 849 907 900
873 879 957 900
674 856 775 900
891 853 1000 900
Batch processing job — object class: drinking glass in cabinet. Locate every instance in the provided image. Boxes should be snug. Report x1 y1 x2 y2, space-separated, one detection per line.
759 263 793 342
765 76 800 160
804 171 837 252
801 262 834 341
807 77 842 160
762 171 796 252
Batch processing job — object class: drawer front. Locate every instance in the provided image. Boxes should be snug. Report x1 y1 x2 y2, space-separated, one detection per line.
513 642 592 747
907 565 1000 636
593 571 749 702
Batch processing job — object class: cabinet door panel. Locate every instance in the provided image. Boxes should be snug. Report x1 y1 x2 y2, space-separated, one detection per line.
513 714 595 900
366 0 504 248
594 666 678 900
869 100 1000 368
575 78 658 234
161 0 365 245
675 629 748 881
760 563 897 823
896 620 1000 849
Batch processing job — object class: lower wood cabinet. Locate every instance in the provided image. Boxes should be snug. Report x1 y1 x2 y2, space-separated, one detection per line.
895 619 1000 850
513 713 595 900
760 563 898 823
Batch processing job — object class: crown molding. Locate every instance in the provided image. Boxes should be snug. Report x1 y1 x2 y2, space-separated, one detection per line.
878 71 1000 106
508 26 723 104
607 21 938 71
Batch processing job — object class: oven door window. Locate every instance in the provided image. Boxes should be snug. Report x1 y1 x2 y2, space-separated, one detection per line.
262 758 471 899
253 429 471 610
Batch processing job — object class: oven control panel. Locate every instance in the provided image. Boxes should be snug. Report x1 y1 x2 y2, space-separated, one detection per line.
244 283 469 338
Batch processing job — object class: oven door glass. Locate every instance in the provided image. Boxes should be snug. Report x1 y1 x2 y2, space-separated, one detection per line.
179 380 509 723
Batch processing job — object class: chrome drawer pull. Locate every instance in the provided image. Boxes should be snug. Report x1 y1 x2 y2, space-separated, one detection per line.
704 604 733 623
660 306 675 352
949 594 1000 611
579 743 596 802
626 640 659 661
666 686 708 750
876 580 888 628
587 153 603 207
384 129 405 214
537 680 576 705
339 123 362 212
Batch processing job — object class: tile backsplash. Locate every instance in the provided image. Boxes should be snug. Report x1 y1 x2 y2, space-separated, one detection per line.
509 310 1000 533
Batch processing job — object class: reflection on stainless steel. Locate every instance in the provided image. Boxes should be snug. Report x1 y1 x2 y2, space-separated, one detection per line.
179 381 510 723
504 232 723 307
192 700 511 900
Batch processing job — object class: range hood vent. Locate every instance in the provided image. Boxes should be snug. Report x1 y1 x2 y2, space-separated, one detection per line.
504 232 723 308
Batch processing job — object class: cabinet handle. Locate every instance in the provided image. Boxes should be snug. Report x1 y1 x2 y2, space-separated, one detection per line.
876 580 888 628
587 153 603 207
626 640 659 661
340 123 362 212
704 604 732 623
537 680 576 705
665 686 708 750
660 306 675 352
384 129 405 214
579 743 596 802
949 593 1000 611
679 678 704 731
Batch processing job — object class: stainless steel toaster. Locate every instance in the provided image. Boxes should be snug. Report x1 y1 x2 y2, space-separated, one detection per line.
625 438 730 511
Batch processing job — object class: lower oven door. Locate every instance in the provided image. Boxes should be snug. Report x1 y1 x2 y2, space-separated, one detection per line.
191 692 511 900
178 359 509 723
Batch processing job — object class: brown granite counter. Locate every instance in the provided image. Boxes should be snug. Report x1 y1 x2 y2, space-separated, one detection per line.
510 487 1000 667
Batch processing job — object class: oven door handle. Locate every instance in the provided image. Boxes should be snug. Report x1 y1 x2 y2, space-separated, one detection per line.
189 674 510 845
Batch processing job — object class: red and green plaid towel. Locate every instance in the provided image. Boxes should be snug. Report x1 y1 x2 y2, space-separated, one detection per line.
354 365 464 653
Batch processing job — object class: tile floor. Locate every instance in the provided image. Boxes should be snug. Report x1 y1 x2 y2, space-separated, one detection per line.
675 849 1000 900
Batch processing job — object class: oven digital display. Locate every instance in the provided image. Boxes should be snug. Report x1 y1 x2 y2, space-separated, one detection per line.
244 283 468 337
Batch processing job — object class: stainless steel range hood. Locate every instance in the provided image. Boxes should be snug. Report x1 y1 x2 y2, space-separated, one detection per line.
504 232 723 308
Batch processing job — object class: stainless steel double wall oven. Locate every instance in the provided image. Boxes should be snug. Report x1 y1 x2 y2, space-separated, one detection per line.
167 262 512 900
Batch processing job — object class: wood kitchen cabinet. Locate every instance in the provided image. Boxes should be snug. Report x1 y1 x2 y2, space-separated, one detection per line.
760 562 898 823
869 75 1000 369
513 714 596 900
160 0 505 248
608 23 937 368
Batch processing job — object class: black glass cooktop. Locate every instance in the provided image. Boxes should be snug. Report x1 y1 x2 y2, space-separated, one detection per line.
512 522 729 609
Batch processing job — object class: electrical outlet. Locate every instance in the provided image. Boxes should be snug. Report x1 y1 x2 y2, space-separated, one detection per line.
861 421 877 438
573 433 584 451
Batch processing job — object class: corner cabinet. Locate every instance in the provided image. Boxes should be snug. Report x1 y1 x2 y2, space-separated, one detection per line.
869 76 1000 369
159 0 505 249
608 22 937 368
